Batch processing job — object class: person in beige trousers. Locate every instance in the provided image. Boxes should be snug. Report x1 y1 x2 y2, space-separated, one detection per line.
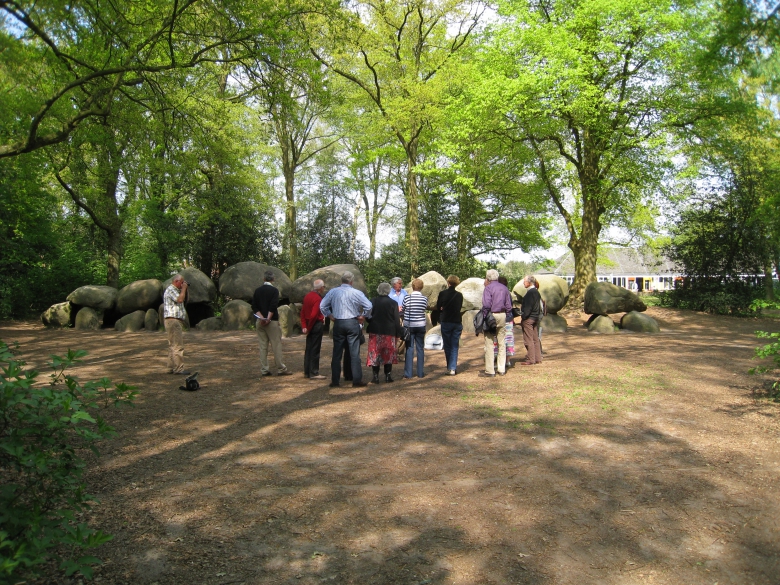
251 271 291 377
480 269 513 377
163 274 190 375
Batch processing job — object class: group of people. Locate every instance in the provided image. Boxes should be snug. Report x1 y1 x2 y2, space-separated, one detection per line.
161 269 545 383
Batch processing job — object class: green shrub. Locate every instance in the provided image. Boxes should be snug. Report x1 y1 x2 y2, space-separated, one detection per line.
656 278 763 315
0 340 136 583
749 300 780 402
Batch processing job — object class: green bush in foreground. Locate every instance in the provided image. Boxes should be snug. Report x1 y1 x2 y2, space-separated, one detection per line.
0 340 136 583
749 300 780 402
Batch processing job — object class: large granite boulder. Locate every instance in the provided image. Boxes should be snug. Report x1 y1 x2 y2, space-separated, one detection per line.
114 310 146 332
196 316 223 331
584 282 646 315
512 275 569 314
144 308 159 332
163 268 217 304
116 279 163 314
587 315 616 334
405 271 447 309
289 264 367 303
620 311 660 333
74 307 101 330
278 305 301 338
219 262 292 302
456 278 485 312
221 299 254 330
67 285 117 311
462 309 479 335
41 302 73 328
540 314 568 333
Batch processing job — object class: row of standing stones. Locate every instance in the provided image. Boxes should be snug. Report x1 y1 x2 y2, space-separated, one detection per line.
40 263 660 337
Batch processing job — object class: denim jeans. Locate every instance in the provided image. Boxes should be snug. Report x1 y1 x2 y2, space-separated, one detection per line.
404 326 426 378
440 321 463 371
331 318 362 385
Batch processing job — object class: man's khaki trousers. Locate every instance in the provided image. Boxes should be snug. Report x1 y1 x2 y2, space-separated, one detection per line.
256 320 287 374
484 312 507 375
164 318 185 373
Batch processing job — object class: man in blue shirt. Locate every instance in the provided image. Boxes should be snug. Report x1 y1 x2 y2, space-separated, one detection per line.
320 271 373 388
388 277 407 312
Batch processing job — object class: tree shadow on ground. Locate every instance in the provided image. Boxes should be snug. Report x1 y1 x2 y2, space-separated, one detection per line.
2 317 778 585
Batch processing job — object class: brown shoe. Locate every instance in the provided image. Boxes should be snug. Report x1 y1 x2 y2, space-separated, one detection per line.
277 370 293 376
310 375 326 380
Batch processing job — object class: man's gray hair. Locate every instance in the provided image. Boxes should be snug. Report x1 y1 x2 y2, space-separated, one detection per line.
486 269 499 282
390 277 402 286
312 279 324 290
524 275 537 287
341 271 354 284
264 270 275 282
172 273 183 283
377 282 391 296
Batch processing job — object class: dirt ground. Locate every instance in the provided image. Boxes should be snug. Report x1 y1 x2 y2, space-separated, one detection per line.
3 306 780 585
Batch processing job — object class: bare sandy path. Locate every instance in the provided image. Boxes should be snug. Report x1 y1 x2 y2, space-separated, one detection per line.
3 307 779 585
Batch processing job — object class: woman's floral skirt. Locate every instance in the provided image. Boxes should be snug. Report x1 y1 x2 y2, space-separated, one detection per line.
366 333 399 366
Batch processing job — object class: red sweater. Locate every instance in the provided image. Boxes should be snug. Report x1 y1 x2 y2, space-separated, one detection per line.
301 290 325 331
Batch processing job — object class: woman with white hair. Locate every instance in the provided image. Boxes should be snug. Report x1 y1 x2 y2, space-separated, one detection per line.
366 282 403 383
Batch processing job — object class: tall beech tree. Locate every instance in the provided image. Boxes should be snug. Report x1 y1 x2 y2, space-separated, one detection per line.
306 0 485 275
471 0 708 306
245 46 339 280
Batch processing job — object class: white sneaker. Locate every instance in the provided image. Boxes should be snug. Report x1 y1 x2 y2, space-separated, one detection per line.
447 369 456 376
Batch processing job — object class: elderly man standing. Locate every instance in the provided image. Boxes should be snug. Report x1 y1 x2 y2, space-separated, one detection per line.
163 274 190 375
301 279 327 380
319 271 373 388
388 277 407 312
481 269 513 377
252 271 291 377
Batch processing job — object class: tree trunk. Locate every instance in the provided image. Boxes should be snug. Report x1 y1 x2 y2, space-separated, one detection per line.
566 194 603 309
764 257 775 301
282 155 298 281
101 159 122 289
106 228 121 288
456 185 477 267
405 142 420 276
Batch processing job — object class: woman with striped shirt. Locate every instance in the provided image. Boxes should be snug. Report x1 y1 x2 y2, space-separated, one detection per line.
403 278 428 378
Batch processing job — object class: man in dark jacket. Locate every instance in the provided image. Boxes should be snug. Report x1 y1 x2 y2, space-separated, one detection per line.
520 275 544 365
252 271 292 377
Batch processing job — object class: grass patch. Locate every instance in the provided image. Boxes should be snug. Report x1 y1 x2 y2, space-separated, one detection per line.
439 364 667 434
